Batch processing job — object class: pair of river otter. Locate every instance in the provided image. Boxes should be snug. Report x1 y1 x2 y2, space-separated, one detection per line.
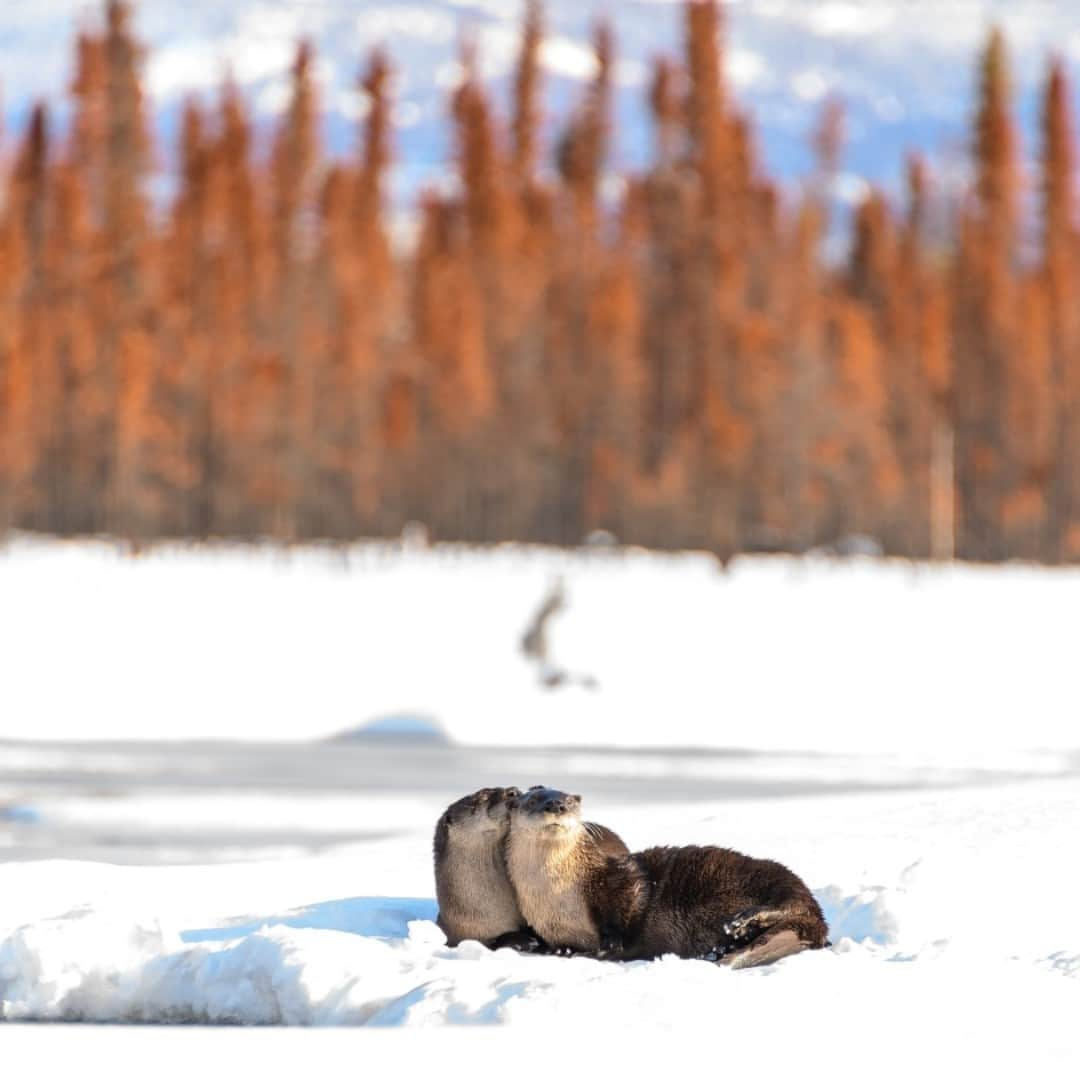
434 785 829 969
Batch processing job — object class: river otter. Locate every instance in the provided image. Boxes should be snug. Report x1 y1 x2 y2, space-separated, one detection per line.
506 787 828 968
434 786 533 948
505 787 644 954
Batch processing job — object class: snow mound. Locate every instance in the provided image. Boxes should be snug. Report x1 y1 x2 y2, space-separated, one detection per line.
1 885 1076 1029
331 714 450 744
0 890 890 1024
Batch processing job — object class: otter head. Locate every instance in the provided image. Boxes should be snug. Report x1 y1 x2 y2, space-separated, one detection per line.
508 786 583 834
443 786 522 837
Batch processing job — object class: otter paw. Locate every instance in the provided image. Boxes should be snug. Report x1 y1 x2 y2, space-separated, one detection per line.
594 931 624 961
723 906 775 942
515 934 547 954
489 930 547 953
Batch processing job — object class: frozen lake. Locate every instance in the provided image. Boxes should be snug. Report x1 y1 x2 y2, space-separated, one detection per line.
3 736 1076 864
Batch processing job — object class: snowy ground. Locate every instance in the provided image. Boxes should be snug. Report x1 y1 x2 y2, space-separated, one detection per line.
2 539 1079 1071
2 536 1080 753
2 769 1079 1069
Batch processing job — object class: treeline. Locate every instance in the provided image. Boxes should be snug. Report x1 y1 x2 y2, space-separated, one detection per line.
1 1 1078 561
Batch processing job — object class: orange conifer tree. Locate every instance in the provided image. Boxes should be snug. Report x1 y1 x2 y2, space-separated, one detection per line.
44 161 98 534
95 0 156 540
265 42 319 538
954 27 1021 559
511 0 544 185
1040 57 1079 559
0 106 50 528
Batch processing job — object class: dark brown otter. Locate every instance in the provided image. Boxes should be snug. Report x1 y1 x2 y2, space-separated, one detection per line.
506 787 828 968
620 844 830 968
434 786 531 948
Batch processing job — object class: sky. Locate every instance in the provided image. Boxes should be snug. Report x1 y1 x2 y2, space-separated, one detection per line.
2 0 1079 208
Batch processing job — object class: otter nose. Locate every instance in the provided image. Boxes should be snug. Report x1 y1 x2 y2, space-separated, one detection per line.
543 793 572 813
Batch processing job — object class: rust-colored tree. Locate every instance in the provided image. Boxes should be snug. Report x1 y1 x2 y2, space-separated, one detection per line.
0 106 49 529
6 1 1080 566
1040 58 1079 560
954 27 1021 560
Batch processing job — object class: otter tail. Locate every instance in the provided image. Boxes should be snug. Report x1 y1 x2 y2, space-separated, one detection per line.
719 926 809 970
714 903 829 969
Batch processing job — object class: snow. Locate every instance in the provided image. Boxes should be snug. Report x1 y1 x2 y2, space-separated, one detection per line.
1 775 1079 1073
1 540 1079 1071
3 536 1080 753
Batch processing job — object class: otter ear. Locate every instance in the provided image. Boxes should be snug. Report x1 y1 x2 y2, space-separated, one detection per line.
572 794 582 802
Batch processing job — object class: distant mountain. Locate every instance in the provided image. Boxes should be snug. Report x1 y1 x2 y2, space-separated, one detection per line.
1 1 1075 206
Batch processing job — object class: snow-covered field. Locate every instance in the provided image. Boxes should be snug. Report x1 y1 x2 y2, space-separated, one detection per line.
2 539 1079 1072
2 536 1079 752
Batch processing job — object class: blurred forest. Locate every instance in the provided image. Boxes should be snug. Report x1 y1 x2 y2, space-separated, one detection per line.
0 0 1078 562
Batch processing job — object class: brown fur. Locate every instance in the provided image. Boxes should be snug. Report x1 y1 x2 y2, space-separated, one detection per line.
505 788 639 953
433 787 526 947
506 787 829 968
621 844 830 965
